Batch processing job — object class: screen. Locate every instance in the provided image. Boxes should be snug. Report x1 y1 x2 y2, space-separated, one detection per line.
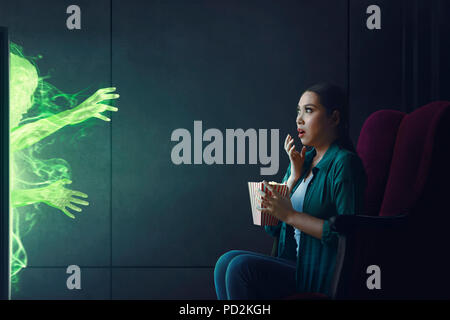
0 26 10 300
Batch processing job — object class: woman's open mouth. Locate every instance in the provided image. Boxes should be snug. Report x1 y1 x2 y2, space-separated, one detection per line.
298 129 305 138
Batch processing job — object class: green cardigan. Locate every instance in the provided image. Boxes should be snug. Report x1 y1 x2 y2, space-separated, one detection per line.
265 141 367 295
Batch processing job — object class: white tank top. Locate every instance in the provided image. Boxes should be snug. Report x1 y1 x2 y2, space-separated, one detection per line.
290 173 314 256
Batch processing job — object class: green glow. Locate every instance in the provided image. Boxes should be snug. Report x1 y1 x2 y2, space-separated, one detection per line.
9 43 119 289
9 50 38 129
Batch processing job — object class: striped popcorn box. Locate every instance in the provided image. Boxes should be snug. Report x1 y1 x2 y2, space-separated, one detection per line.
248 181 289 226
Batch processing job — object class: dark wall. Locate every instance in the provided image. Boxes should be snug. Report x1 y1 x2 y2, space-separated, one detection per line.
437 0 450 101
1 0 448 299
111 0 347 299
349 0 403 143
348 0 449 146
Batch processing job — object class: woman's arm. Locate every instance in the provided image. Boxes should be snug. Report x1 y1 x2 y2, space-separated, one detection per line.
286 175 299 194
258 183 324 240
259 153 366 243
285 210 324 240
283 135 307 192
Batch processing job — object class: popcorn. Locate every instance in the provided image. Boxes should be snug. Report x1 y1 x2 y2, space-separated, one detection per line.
248 181 289 226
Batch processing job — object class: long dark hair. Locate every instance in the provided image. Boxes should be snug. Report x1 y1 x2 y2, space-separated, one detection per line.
305 82 355 152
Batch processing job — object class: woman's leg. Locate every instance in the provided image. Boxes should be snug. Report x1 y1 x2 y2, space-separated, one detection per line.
225 253 297 300
214 250 259 300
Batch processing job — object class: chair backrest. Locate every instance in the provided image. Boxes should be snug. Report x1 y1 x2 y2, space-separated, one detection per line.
379 101 450 217
338 102 450 299
377 101 450 298
338 109 405 299
356 110 406 216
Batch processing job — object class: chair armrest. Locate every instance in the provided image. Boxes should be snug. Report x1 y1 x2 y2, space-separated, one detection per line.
329 214 408 234
329 213 411 299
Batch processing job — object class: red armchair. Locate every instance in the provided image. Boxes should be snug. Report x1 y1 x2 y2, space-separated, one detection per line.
330 101 450 299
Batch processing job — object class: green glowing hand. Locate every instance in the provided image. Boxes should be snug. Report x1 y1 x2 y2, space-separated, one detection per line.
40 179 89 219
67 87 119 125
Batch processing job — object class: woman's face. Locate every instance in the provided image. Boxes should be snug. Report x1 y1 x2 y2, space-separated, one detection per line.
296 91 338 148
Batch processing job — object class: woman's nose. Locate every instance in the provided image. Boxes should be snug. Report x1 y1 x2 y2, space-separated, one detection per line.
296 114 304 125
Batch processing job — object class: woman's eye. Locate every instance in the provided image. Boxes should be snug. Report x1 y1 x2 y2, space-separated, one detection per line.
297 107 312 114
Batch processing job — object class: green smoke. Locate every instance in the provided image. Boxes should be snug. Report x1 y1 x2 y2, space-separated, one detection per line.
9 43 76 287
9 42 119 290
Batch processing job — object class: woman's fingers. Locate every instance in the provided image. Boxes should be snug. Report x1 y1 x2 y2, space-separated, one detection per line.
256 199 272 212
284 134 294 151
263 182 280 199
300 146 307 158
285 137 293 152
257 190 269 203
291 146 306 160
257 186 273 206
291 151 301 160
288 143 296 156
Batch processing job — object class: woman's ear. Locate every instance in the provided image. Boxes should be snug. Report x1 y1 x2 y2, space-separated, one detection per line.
330 110 340 127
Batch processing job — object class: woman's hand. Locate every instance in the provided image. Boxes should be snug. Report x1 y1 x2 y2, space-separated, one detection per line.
256 181 295 223
284 134 306 180
66 87 119 126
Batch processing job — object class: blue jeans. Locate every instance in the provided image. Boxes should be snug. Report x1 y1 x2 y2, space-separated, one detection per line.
214 250 297 300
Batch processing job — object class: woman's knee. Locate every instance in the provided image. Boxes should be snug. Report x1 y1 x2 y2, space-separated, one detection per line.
223 255 257 299
215 250 246 269
225 255 252 283
214 250 245 278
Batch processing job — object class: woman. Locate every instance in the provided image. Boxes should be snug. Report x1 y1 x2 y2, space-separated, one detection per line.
214 83 367 299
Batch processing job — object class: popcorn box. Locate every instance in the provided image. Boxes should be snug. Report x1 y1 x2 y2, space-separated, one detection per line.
247 181 289 226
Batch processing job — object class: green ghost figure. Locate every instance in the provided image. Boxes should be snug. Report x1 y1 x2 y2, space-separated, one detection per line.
9 46 119 284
